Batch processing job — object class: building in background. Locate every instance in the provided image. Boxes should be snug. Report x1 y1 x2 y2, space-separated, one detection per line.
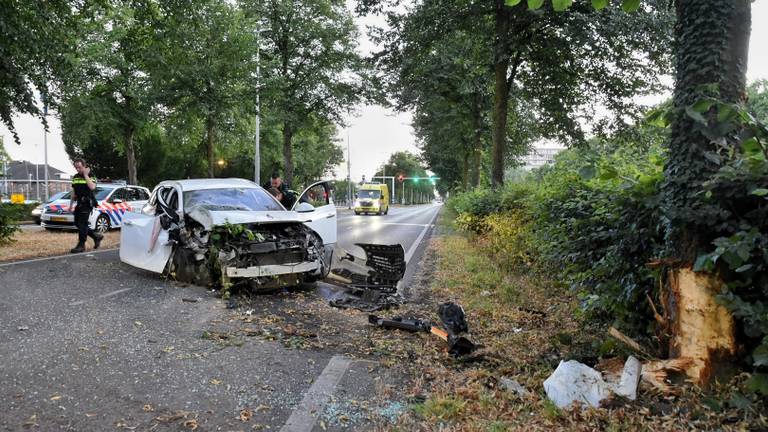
1 160 71 201
520 147 563 170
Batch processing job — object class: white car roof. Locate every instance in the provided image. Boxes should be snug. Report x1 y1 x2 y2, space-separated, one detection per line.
162 178 260 192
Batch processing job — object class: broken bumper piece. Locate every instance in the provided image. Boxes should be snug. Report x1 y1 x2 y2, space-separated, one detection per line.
225 261 319 278
324 243 406 311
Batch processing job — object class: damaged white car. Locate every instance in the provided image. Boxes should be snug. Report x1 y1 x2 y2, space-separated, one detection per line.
119 178 406 299
120 178 338 292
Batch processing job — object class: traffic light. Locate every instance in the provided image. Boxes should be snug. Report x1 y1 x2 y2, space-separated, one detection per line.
430 176 436 185
398 174 404 182
413 177 419 183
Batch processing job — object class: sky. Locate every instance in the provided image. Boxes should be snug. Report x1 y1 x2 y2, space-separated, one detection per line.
2 2 767 182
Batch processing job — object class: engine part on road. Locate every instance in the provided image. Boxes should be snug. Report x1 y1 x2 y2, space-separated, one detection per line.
368 315 431 332
438 302 469 335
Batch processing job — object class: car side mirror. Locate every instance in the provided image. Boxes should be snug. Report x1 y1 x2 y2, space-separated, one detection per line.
295 202 315 213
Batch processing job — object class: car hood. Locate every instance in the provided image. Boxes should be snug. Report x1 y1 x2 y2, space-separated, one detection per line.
186 205 311 230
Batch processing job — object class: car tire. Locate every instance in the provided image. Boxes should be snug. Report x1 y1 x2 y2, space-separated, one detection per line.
354 211 360 215
95 214 111 233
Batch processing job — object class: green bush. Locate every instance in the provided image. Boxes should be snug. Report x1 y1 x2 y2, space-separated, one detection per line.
0 203 26 244
448 144 667 335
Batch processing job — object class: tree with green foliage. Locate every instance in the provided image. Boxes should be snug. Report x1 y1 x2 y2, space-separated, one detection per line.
151 0 256 178
60 1 158 185
365 0 673 187
253 0 375 186
0 0 83 143
378 25 495 189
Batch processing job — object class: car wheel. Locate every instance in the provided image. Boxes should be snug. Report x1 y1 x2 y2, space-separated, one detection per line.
95 214 110 233
354 211 360 215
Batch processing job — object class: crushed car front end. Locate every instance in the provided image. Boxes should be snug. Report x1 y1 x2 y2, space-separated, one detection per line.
171 217 328 293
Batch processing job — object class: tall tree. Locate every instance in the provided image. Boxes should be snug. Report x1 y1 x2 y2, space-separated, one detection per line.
0 0 82 143
369 0 673 187
152 0 256 178
60 1 156 184
254 0 374 185
659 0 751 383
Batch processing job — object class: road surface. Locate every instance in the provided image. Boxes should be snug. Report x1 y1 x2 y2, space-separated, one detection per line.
0 204 441 431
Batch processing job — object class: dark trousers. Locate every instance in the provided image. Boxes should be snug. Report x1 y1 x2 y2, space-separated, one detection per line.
74 207 96 245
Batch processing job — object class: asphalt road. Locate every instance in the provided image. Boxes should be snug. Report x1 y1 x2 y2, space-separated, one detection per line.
0 204 441 431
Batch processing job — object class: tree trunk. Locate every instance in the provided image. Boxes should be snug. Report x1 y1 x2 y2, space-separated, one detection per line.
471 111 483 188
662 0 751 385
461 149 470 191
124 127 137 185
206 115 215 178
282 123 294 186
490 4 510 188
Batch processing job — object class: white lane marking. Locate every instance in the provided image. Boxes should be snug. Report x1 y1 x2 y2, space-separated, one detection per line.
376 222 432 227
0 248 118 268
99 287 134 299
280 355 353 432
404 206 440 264
69 286 136 306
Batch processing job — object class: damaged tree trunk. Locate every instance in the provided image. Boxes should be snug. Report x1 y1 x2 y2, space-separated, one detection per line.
661 0 751 384
666 269 737 383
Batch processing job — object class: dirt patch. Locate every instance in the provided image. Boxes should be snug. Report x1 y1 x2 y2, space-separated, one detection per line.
0 229 120 262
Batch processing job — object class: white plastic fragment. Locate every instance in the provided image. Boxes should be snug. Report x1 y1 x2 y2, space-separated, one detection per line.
543 360 613 409
544 357 643 409
499 377 530 397
614 355 642 400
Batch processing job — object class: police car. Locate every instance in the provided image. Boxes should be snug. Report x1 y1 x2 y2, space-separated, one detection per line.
41 183 151 233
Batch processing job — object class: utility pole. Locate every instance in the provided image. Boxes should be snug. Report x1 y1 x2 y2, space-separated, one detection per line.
43 99 49 200
253 28 264 185
1 135 6 198
347 131 351 209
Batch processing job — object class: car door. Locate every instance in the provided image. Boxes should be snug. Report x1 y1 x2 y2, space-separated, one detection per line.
119 185 178 273
293 181 337 245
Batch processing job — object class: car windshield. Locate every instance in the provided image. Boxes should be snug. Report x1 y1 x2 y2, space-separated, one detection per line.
184 187 283 212
358 190 381 199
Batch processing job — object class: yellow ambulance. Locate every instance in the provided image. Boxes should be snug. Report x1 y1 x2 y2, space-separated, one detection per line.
354 183 390 215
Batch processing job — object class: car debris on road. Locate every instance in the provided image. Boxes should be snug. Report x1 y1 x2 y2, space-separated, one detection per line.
368 302 477 357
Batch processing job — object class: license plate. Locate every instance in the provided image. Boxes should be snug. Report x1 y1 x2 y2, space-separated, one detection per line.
51 216 69 222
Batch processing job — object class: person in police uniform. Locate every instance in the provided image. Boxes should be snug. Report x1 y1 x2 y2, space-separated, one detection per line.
69 158 103 253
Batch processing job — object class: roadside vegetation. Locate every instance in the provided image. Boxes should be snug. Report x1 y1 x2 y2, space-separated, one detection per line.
395 219 766 430
400 99 768 428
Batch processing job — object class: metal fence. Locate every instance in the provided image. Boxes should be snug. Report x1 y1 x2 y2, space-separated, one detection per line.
1 180 71 203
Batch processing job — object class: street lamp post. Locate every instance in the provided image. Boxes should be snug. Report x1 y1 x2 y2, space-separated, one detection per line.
347 131 352 209
43 97 49 200
254 27 269 186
